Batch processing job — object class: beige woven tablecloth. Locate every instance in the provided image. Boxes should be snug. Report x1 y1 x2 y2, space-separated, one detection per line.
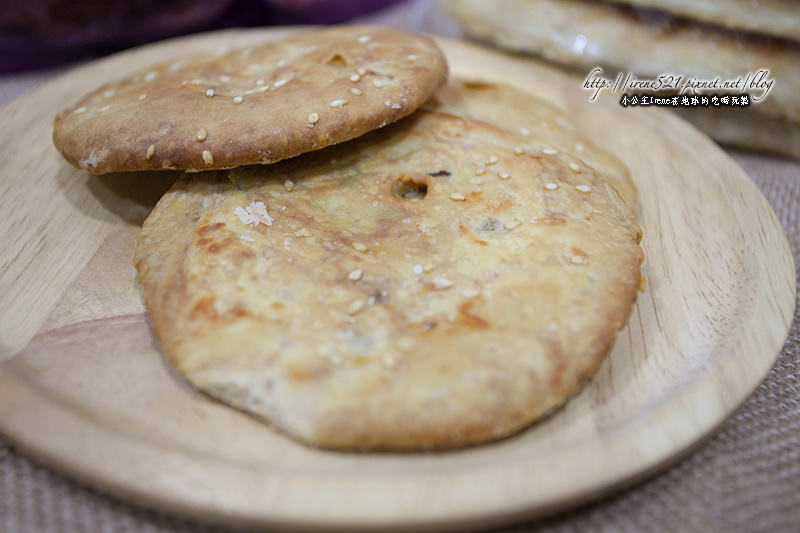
2 3 799 531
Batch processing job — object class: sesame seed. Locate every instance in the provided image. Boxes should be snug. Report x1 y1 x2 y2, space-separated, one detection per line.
274 79 287 88
277 59 286 67
423 263 436 273
358 35 371 43
498 171 510 179
284 179 294 192
219 75 231 82
348 269 363 281
137 93 147 102
74 107 86 114
144 71 158 82
96 105 111 113
103 89 115 98
330 354 342 366
570 255 586 265
255 79 265 86
234 200 273 227
195 128 207 142
233 95 243 104
145 144 155 160
504 219 522 230
576 184 592 193
485 155 499 165
349 73 360 82
357 67 367 76
474 167 486 176
575 142 585 152
347 300 365 315
569 162 581 173
543 147 558 155
407 54 419 62
433 277 454 290
413 264 423 275
382 355 397 368
397 338 414 351
544 182 559 190
307 112 320 124
372 79 384 88
295 228 312 238
349 87 362 95
461 288 480 299
330 99 347 108
514 146 524 155
520 127 531 136
205 89 215 98
449 193 466 201
202 150 214 165
352 242 368 252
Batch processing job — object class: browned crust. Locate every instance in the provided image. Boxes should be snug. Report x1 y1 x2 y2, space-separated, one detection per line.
134 85 643 451
53 26 448 174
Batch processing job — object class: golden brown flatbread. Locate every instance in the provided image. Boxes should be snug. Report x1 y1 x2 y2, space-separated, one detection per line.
134 82 643 450
52 25 447 173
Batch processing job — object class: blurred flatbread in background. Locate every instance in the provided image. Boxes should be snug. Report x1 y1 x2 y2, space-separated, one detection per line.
441 0 799 122
441 0 800 158
613 0 800 42
678 108 800 160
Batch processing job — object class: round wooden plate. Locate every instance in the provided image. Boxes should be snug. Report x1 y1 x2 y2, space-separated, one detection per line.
0 29 794 531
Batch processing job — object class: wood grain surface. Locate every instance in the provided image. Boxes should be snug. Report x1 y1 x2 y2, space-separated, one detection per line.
0 28 794 531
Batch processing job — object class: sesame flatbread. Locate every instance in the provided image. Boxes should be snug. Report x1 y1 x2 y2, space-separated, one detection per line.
426 80 637 206
134 83 643 450
52 25 447 174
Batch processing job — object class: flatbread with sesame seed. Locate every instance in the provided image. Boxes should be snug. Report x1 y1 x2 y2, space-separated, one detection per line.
134 85 643 450
52 25 447 174
425 80 637 207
